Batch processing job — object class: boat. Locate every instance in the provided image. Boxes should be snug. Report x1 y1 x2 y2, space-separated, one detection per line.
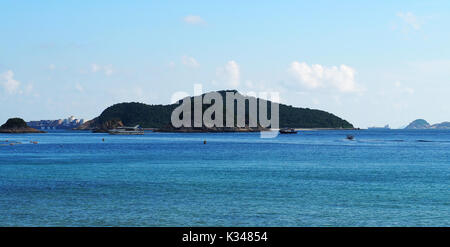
108 125 144 135
368 124 390 130
279 128 298 134
346 135 355 140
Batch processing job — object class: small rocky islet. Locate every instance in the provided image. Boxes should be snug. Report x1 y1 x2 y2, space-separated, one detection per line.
0 118 46 134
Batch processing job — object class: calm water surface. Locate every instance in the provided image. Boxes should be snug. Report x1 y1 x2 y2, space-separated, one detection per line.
0 130 449 226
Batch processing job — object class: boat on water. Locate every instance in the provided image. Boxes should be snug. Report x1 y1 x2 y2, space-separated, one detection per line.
346 135 355 140
368 124 390 130
108 125 144 135
279 128 298 134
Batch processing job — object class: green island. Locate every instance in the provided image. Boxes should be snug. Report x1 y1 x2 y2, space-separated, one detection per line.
0 118 45 133
77 90 355 132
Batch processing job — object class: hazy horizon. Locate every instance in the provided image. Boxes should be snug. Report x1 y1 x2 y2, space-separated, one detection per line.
2 1 450 128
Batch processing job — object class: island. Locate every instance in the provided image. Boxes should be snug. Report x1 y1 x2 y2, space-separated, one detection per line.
77 90 355 132
0 118 46 133
431 122 450 129
405 119 450 129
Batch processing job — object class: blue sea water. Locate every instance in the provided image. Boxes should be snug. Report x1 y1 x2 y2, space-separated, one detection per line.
0 129 449 226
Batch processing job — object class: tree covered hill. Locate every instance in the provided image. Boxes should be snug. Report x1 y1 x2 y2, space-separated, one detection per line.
79 90 354 130
1 118 29 129
0 118 45 133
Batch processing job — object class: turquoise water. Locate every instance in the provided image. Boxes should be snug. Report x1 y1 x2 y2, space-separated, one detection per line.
0 130 449 226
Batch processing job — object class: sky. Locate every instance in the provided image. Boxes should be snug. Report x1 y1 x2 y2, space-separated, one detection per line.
1 0 450 128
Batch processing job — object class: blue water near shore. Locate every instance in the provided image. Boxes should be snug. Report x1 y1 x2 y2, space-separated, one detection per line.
0 129 449 226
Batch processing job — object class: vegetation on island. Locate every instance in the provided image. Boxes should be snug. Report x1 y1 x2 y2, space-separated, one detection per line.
0 118 45 133
99 103 177 128
78 90 354 131
1 118 29 129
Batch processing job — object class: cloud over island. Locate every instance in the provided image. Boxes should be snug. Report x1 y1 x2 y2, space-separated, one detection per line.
289 61 363 93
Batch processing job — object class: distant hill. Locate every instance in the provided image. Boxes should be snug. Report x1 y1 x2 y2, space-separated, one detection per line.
78 90 354 131
431 122 450 129
405 119 450 129
405 119 430 129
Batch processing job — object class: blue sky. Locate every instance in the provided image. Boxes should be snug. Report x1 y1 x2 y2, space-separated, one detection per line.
1 0 450 128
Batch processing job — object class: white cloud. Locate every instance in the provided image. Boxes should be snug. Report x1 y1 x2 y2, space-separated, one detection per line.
217 60 240 88
245 80 254 89
181 56 200 68
103 65 113 76
91 64 101 72
289 62 323 89
407 60 450 74
405 88 415 94
75 83 84 93
289 61 362 93
397 12 421 30
24 84 33 94
394 81 414 95
0 70 21 94
91 64 114 76
183 15 206 25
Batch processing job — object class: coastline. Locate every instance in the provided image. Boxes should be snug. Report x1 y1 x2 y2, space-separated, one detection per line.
0 128 46 134
150 127 360 132
294 128 360 131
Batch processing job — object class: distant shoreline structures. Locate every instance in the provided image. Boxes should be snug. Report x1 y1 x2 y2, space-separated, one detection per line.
28 116 85 130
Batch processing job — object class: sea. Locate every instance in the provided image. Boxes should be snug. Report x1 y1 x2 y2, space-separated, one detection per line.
0 129 449 226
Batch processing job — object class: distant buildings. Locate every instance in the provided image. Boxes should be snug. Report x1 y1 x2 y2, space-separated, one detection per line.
27 116 85 130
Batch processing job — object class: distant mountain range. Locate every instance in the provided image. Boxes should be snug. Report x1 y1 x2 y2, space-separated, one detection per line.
405 119 450 129
78 90 355 132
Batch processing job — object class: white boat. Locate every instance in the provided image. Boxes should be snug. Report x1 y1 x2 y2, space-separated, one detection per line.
108 125 144 135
